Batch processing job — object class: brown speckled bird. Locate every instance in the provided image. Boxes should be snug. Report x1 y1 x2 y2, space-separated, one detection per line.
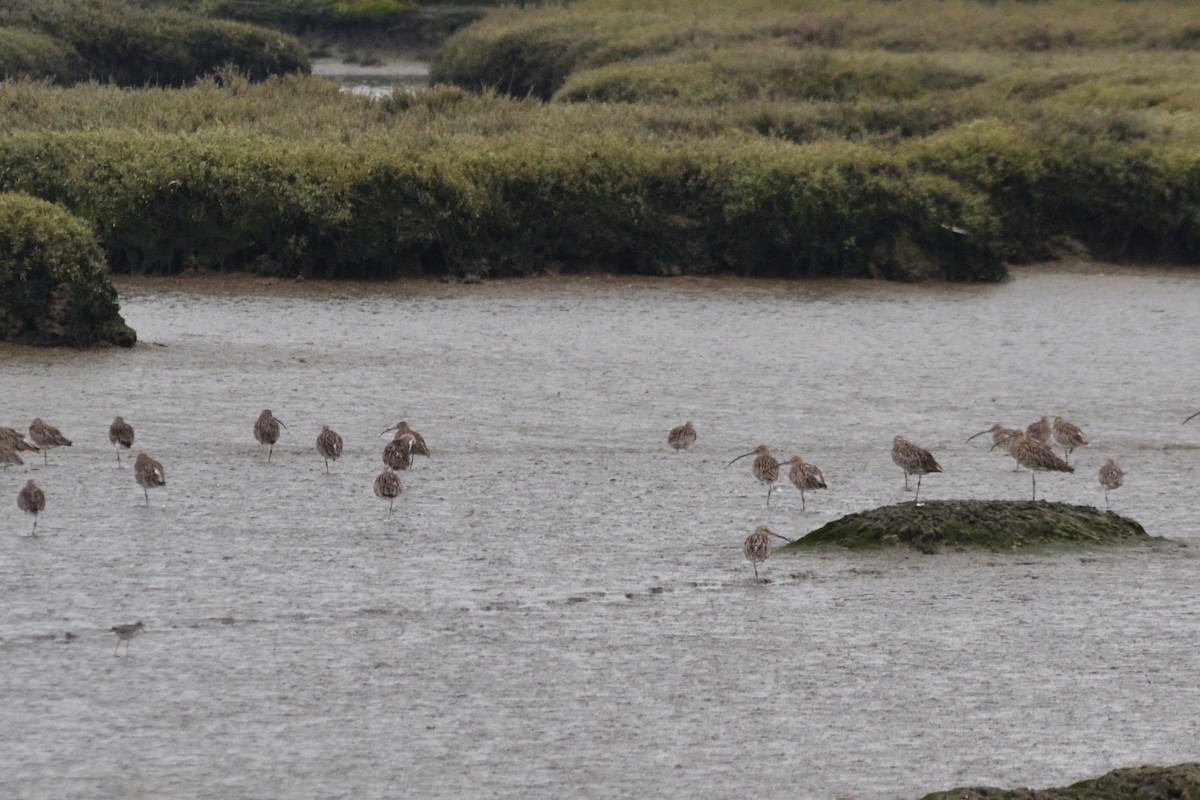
891 436 942 505
743 526 791 581
1098 459 1124 507
728 445 782 506
134 453 166 506
667 421 697 452
17 479 45 535
780 455 827 511
109 416 135 468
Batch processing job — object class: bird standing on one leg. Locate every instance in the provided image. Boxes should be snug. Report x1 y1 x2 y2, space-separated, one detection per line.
779 455 827 511
1098 459 1124 507
743 526 791 581
1052 416 1088 465
373 466 402 519
134 453 166 506
992 432 1073 501
667 421 697 452
253 409 287 462
317 425 343 473
17 479 45 535
28 418 71 465
109 416 135 468
728 445 782 506
891 436 942 505
381 422 429 468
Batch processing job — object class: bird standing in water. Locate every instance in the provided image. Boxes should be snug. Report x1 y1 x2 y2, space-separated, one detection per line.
779 455 827 511
253 409 287 462
667 421 697 452
109 416 135 468
1052 416 1088 464
134 453 166 506
743 526 792 581
28 418 71 465
111 621 144 657
991 432 1073 501
17 479 45 535
317 425 343 473
373 466 402 519
1098 459 1124 507
728 445 782 506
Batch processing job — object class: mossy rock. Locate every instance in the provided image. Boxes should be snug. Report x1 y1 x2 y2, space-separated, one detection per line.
785 500 1151 554
0 192 135 347
918 762 1200 799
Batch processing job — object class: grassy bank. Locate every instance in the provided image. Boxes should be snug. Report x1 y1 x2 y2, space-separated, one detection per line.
2 1 1199 280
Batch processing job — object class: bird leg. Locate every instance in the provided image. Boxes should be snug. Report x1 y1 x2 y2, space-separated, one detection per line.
914 474 923 505
1030 472 1037 502
801 490 806 512
143 487 150 506
766 484 773 507
116 450 123 468
268 445 274 463
903 472 910 489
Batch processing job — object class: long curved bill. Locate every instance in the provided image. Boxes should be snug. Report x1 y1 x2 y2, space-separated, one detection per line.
727 451 756 467
965 428 993 443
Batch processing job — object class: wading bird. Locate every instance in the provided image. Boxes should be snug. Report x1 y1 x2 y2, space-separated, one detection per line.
743 526 792 581
1098 459 1124 507
111 621 144 657
967 424 1022 470
1026 416 1052 446
1052 416 1088 464
108 416 135 468
134 453 166 506
381 422 429 460
728 445 782 507
667 421 697 452
28 418 71 465
17 479 45 535
317 426 343 473
991 432 1073 501
373 466 402 519
779 455 827 511
253 409 287 462
0 427 39 455
891 436 942 504
0 443 23 467
382 434 413 471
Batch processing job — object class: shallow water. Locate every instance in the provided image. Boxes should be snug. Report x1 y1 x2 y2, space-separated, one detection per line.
311 56 430 96
1 266 1199 799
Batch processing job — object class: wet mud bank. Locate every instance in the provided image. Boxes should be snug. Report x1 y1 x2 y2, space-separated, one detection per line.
919 762 1200 799
788 500 1152 553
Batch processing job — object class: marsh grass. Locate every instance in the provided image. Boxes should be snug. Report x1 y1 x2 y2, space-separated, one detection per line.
2 0 1200 279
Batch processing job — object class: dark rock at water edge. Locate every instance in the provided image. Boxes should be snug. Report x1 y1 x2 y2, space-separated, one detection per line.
0 193 136 348
785 500 1151 553
917 762 1200 799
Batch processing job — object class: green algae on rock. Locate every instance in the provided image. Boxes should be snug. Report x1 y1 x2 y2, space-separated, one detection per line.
917 762 1200 799
0 192 135 348
785 500 1150 553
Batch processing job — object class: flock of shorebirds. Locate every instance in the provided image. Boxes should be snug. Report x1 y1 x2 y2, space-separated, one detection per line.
673 411 1200 581
2 411 432 654
4 409 1197 644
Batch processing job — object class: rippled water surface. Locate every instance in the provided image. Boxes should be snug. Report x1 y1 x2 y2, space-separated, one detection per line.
2 267 1199 799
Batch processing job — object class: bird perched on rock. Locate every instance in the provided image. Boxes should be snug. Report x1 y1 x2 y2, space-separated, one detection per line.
991 431 1073 501
891 436 942 505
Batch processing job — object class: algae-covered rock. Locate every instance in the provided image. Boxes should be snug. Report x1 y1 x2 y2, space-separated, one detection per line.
918 762 1200 799
785 500 1150 553
0 192 135 347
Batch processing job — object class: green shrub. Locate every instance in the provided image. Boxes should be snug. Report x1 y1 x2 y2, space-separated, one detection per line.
0 192 135 347
0 27 83 82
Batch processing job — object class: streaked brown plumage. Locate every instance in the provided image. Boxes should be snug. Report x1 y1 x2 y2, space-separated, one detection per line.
382 435 413 471
111 621 144 656
1052 416 1088 464
28 418 71 465
1026 416 1052 446
253 409 287 462
0 443 23 467
17 479 45 535
0 427 39 453
994 431 1073 501
317 425 343 473
780 455 827 511
134 452 166 506
108 416 135 468
968 424 1022 471
373 466 402 519
728 444 782 506
667 421 697 452
891 436 942 504
381 422 429 458
1098 458 1124 507
743 525 791 581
